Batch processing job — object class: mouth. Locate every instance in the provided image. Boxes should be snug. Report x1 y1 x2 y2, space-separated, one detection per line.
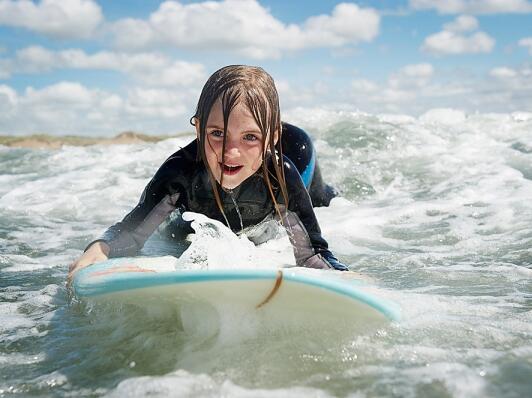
221 163 243 175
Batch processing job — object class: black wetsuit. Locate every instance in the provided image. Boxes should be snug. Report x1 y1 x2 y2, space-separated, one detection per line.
281 123 337 207
88 123 347 270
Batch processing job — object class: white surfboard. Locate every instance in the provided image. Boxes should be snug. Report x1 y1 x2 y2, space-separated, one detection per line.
72 256 400 334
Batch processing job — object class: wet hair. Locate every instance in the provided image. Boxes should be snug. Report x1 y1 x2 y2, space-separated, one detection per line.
191 65 288 227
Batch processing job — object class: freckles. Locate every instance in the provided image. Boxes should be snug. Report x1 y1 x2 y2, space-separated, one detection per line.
205 144 221 162
251 155 263 171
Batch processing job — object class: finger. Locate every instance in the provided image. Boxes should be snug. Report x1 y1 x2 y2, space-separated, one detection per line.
68 262 77 272
66 271 74 289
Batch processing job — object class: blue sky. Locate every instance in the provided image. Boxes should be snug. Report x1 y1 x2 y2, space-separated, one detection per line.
0 0 531 136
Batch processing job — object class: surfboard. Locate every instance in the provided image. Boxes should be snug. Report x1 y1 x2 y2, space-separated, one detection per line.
72 256 400 334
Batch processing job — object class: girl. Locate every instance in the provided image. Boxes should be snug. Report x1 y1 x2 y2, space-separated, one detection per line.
69 65 348 280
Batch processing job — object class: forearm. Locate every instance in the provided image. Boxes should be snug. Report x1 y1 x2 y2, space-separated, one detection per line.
283 171 347 270
88 192 181 258
89 224 142 258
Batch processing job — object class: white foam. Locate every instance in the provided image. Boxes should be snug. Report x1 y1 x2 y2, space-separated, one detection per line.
30 371 68 389
2 253 75 272
511 111 532 121
0 303 35 332
377 113 416 124
107 369 333 398
420 108 466 125
178 212 295 270
400 362 488 398
0 353 44 365
283 107 372 133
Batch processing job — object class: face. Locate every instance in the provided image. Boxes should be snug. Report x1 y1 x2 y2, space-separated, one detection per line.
197 99 267 190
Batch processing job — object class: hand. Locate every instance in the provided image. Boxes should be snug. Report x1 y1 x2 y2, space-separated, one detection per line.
67 241 110 285
302 252 350 271
321 252 349 271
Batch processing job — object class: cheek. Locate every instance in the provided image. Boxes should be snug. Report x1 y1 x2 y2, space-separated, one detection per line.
205 140 221 160
250 148 263 170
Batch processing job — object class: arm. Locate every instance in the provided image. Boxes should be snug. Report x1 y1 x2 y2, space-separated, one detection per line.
92 185 181 258
282 158 348 271
69 173 180 280
69 145 195 279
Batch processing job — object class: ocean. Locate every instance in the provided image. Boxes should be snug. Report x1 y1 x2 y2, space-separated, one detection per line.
1 109 531 397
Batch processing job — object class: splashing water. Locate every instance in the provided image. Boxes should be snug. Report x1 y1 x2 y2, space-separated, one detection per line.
1 109 531 397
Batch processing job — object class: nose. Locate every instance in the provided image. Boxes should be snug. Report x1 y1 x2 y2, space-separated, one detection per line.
223 135 240 158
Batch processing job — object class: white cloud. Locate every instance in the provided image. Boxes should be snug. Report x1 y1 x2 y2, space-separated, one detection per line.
351 79 379 93
388 63 434 90
490 67 518 78
3 62 532 135
285 64 437 115
125 88 187 118
421 15 495 55
409 0 532 14
487 64 531 90
379 88 417 103
100 94 123 110
15 45 57 72
422 31 494 54
0 82 193 135
0 0 102 39
284 62 532 116
276 79 328 108
443 15 479 32
0 59 11 79
110 0 380 59
519 37 532 54
25 81 92 105
0 46 206 87
0 84 18 120
302 2 380 45
0 84 17 103
399 63 434 78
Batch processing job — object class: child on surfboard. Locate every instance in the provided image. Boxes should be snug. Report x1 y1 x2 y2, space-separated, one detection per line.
69 65 348 281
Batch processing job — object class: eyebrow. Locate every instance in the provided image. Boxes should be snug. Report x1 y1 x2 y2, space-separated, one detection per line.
206 124 263 134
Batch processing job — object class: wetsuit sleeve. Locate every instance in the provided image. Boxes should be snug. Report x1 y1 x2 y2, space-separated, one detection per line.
86 153 187 258
282 158 348 271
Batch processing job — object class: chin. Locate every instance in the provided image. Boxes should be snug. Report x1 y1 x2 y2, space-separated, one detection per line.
221 181 241 190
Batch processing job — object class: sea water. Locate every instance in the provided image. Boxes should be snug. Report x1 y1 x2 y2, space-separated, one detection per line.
1 109 531 397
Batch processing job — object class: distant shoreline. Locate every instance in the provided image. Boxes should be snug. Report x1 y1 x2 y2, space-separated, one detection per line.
0 131 193 149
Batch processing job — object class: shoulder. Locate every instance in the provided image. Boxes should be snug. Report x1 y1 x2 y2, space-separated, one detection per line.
268 155 307 205
264 153 303 189
281 155 304 185
161 139 198 167
143 139 201 195
154 139 200 177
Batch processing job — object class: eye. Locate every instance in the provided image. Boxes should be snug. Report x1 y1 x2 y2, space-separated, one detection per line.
243 133 260 142
209 129 224 139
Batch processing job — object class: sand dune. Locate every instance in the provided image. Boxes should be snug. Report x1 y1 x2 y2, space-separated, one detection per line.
0 131 190 149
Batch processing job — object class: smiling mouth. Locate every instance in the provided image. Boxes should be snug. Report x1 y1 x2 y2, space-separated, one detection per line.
221 163 243 175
